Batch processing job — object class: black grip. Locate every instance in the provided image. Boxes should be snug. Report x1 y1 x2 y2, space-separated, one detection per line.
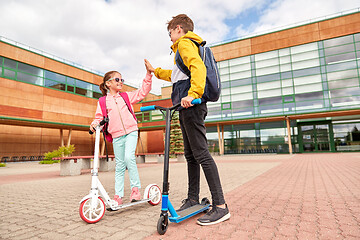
100 117 109 126
89 129 94 135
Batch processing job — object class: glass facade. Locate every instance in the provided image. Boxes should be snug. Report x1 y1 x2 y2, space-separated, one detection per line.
208 33 360 122
205 33 360 154
0 56 102 99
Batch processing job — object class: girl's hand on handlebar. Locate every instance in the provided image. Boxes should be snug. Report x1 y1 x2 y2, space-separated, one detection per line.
89 123 97 132
181 96 195 108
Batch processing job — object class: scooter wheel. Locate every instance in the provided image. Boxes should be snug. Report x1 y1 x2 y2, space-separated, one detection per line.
157 215 168 235
79 197 105 223
144 184 161 206
201 197 211 213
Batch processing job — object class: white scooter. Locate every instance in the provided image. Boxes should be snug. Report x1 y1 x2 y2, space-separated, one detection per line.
79 119 161 223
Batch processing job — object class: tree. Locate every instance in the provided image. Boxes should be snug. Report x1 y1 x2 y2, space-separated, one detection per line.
169 112 184 157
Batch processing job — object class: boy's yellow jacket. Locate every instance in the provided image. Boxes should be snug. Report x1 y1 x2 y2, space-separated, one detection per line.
154 31 206 99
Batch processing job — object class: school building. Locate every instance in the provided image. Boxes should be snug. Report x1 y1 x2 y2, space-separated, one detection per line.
1 9 360 161
0 37 160 161
139 9 360 155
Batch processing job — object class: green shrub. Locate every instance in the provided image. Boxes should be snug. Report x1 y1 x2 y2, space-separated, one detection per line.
0 163 6 167
42 145 75 164
39 160 55 164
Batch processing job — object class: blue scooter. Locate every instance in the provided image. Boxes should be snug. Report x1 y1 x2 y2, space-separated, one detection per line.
141 99 210 235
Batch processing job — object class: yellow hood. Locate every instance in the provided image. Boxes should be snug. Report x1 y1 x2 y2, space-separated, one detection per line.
171 31 203 53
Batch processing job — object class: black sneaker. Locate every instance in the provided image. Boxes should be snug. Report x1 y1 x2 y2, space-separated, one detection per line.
197 204 230 226
176 198 199 212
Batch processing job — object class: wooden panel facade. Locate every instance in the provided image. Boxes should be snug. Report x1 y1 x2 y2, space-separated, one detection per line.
211 12 360 61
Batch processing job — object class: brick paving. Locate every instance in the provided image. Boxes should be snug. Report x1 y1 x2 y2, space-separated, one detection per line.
0 153 359 239
145 153 360 240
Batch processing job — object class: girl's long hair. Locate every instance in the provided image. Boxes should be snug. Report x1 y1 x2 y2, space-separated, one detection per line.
99 71 119 96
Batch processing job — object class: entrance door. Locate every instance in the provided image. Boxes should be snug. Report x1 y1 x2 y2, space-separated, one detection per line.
298 122 334 152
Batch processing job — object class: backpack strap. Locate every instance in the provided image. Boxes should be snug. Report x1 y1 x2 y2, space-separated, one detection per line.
99 96 107 117
119 92 137 121
175 39 206 77
98 96 112 157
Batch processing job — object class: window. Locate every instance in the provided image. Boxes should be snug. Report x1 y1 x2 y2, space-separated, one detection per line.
3 58 17 69
283 95 294 103
328 78 359 89
18 62 43 76
76 79 92 97
67 77 75 92
291 42 318 54
4 68 16 79
257 80 280 91
293 74 321 86
291 50 319 62
229 56 250 66
295 91 323 101
325 52 356 64
0 56 106 99
45 79 65 90
330 87 360 98
255 50 278 61
323 35 353 48
222 103 231 110
326 60 357 72
324 43 355 56
45 70 65 82
256 73 280 83
259 96 282 105
17 72 42 85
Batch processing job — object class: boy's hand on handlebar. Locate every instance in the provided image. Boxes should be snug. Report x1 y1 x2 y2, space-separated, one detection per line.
181 96 194 108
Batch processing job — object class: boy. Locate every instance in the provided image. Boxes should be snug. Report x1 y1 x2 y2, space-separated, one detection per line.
145 14 230 226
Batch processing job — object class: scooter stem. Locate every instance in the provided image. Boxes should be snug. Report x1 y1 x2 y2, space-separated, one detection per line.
93 126 101 174
162 108 172 195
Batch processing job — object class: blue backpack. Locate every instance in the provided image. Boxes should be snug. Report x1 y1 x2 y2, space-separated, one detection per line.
175 38 221 102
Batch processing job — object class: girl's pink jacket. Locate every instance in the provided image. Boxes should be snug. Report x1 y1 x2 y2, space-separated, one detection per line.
91 73 152 138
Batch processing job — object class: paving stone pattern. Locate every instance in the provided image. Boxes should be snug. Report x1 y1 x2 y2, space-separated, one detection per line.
0 153 359 239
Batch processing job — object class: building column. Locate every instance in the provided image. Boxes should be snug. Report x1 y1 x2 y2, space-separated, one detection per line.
60 129 64 147
67 129 72 147
286 117 293 154
217 124 224 155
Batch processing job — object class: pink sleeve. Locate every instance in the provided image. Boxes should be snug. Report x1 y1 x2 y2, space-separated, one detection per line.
127 73 152 104
91 101 103 126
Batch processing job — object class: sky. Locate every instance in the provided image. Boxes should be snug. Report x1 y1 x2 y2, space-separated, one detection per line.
0 0 359 95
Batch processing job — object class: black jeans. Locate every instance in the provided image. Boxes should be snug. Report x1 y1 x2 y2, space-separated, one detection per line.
179 102 225 206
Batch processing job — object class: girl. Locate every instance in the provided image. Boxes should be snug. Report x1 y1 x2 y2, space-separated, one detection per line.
90 59 152 205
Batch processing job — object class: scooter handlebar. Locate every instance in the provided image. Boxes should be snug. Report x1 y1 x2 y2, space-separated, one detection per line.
140 99 201 112
89 117 109 135
191 98 201 105
140 105 156 112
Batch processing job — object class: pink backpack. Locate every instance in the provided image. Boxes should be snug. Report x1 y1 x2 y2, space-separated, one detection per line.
98 92 137 142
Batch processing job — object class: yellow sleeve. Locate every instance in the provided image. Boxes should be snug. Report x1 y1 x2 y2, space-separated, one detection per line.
178 40 206 99
154 68 172 82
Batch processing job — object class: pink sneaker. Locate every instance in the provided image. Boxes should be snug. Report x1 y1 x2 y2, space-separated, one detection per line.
114 195 123 205
130 187 141 202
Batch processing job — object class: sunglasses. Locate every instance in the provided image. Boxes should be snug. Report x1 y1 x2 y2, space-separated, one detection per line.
107 77 124 83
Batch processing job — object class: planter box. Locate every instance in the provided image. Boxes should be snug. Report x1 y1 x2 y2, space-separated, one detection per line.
99 157 115 172
60 159 82 176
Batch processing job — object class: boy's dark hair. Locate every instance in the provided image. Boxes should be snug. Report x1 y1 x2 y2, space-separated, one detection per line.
167 14 194 33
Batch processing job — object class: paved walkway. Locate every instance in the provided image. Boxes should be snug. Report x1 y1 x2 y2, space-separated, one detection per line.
0 153 359 239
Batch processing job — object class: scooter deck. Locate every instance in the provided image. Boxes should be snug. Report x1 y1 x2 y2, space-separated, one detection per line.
106 198 150 211
169 204 210 223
